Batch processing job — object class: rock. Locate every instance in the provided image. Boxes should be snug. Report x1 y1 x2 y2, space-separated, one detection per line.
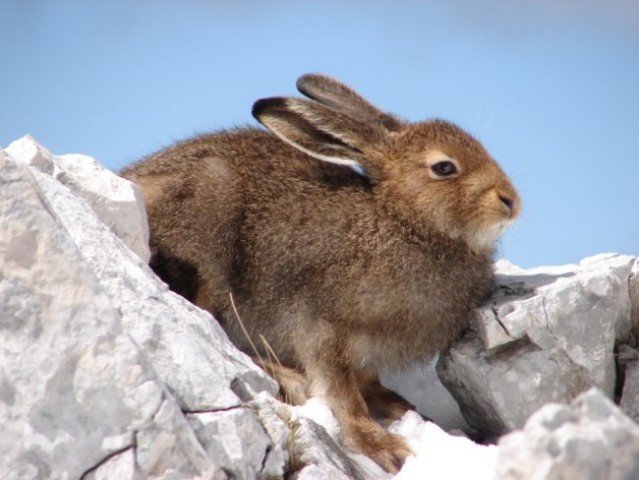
83 449 136 480
380 357 470 431
0 150 219 479
0 136 404 480
0 139 288 479
5 134 55 174
290 398 388 480
290 417 368 480
7 135 151 262
4 136 639 480
494 388 639 480
620 359 639 423
7 138 277 411
247 395 292 477
630 261 639 340
438 254 637 436
132 396 220 479
187 406 273 479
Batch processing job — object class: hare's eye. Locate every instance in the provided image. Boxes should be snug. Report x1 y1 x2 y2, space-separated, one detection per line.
424 152 461 180
430 160 458 177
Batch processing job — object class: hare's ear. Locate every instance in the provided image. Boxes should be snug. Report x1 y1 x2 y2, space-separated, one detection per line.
253 97 386 182
296 74 403 132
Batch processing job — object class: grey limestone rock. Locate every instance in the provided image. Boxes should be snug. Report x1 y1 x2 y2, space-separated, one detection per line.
630 260 639 340
187 406 274 479
4 135 639 480
495 388 639 480
6 135 151 262
0 137 396 480
438 254 637 436
0 140 282 479
289 417 368 480
83 449 137 480
0 150 218 479
620 356 639 424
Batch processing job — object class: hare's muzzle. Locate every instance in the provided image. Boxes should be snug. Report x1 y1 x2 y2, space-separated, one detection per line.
498 192 521 220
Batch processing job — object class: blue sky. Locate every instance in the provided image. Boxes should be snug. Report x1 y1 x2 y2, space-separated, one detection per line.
1 1 638 268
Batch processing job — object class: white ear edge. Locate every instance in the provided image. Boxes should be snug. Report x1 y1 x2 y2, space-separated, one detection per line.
270 129 364 170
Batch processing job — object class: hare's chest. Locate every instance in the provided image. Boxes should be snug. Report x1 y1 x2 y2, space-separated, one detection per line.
348 255 492 366
349 290 472 369
355 253 482 317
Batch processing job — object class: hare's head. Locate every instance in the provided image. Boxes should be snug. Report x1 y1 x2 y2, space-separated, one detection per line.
253 74 520 254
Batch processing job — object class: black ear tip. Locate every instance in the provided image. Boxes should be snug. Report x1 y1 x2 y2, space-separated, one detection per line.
252 97 287 121
297 73 332 96
296 73 315 92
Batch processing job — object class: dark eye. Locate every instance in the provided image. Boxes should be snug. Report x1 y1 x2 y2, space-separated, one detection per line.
430 160 458 177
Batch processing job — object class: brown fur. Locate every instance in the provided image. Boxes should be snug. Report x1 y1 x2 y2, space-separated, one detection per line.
121 74 520 473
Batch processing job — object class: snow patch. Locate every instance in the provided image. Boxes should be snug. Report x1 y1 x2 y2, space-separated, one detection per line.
390 411 498 480
293 397 497 479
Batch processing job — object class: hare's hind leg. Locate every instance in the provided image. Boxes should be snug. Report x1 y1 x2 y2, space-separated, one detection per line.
254 358 311 406
305 350 412 473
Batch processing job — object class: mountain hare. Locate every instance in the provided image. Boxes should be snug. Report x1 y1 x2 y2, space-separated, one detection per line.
121 74 520 472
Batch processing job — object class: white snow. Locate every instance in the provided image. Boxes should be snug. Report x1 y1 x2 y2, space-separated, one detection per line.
294 397 497 480
293 397 342 440
390 411 498 480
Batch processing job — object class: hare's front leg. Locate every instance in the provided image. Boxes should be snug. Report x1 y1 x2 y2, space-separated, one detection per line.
305 351 413 473
357 367 415 425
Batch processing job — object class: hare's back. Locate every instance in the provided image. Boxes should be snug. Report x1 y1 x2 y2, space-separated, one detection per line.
120 128 370 302
127 128 362 178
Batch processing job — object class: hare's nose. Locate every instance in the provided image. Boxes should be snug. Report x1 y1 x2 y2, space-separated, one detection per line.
499 195 514 211
498 192 520 218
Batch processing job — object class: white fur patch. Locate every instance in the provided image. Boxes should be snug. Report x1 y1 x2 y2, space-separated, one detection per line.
467 219 513 253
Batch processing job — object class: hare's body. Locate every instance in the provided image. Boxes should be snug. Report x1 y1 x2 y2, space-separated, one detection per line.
122 75 520 472
127 128 493 369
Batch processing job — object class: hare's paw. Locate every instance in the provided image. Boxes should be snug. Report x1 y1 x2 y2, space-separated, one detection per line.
255 358 311 406
343 417 412 473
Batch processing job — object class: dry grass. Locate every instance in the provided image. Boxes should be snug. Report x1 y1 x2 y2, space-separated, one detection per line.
229 292 302 473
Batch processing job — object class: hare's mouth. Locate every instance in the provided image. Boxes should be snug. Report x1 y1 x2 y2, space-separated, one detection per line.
464 219 514 254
